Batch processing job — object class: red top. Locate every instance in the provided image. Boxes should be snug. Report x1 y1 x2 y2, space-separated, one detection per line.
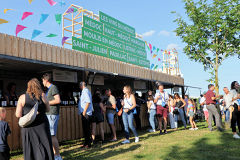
205 90 216 105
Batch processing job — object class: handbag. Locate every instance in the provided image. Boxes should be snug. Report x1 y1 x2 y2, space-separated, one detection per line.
173 108 179 114
19 100 39 127
125 98 137 114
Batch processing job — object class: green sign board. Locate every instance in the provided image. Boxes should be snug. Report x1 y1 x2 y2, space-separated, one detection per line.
72 12 150 69
99 11 135 36
104 24 130 43
72 37 108 57
127 54 139 65
83 16 103 33
138 58 150 68
108 48 127 62
130 37 145 49
82 27 125 51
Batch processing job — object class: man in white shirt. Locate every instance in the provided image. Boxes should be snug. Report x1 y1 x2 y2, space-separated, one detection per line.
78 82 93 148
154 83 169 134
223 87 232 123
200 92 208 124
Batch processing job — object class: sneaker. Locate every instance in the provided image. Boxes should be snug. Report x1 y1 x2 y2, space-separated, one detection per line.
149 129 156 133
233 134 240 139
135 137 139 143
121 139 130 144
164 130 167 134
109 139 117 142
194 128 198 130
209 128 214 131
189 128 194 131
217 127 224 132
159 130 163 135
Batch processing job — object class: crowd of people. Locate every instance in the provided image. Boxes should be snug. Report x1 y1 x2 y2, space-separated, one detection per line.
200 81 240 138
0 74 239 160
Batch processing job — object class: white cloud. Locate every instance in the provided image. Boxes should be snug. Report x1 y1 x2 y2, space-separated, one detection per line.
142 30 156 37
167 43 181 50
158 30 170 36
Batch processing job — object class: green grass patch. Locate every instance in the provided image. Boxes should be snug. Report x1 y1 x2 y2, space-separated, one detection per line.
10 122 240 160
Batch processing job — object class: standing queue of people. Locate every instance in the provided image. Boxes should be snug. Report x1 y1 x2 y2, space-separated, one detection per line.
146 83 197 133
0 77 239 160
0 74 63 160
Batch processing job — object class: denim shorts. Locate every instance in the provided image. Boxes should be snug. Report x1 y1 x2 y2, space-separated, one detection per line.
189 111 195 117
47 115 59 136
107 112 115 125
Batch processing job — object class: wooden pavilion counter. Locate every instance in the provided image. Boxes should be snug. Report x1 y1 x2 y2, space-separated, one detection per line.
6 105 149 150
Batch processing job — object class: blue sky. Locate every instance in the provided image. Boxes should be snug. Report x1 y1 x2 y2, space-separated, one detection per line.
0 0 239 97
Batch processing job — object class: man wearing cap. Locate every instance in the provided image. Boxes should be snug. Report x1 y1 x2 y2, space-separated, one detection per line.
78 82 93 148
205 84 223 131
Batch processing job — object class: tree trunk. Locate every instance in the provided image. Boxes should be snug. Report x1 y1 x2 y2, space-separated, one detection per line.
215 50 219 95
215 67 219 95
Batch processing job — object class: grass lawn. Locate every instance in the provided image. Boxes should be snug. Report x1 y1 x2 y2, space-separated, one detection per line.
11 122 240 160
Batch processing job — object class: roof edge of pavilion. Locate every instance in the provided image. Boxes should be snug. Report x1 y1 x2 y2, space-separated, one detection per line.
0 33 184 86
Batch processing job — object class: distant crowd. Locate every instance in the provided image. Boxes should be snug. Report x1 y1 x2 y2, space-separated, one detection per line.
0 75 239 160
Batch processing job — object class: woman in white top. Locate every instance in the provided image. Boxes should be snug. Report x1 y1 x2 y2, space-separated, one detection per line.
147 95 156 132
230 81 240 139
121 85 139 144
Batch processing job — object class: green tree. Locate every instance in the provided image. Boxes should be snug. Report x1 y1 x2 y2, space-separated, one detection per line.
173 0 240 95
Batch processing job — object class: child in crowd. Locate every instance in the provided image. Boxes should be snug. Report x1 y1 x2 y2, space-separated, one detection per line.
147 95 156 132
187 99 198 130
0 107 11 160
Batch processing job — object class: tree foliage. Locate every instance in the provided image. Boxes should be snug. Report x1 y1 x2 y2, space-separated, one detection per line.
173 0 240 94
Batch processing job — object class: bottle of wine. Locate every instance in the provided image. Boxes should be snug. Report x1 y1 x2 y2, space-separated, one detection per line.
13 96 18 107
1 96 7 107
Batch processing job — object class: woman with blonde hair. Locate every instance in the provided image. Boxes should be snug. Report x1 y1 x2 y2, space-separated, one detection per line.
16 78 54 160
121 85 139 144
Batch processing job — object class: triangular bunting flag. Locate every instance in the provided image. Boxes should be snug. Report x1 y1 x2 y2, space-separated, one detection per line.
150 64 154 69
4 9 14 14
0 18 9 24
47 0 57 6
16 25 27 36
31 29 42 39
149 43 152 51
153 46 156 51
28 0 34 4
152 54 157 59
22 12 33 20
62 36 69 45
66 8 74 13
73 8 78 12
39 14 49 24
46 33 57 37
55 14 62 25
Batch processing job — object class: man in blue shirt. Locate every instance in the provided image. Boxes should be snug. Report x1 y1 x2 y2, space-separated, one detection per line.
78 82 93 148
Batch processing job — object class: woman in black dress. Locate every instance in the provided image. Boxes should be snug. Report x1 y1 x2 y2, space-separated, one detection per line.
174 93 187 129
91 89 106 144
16 78 54 160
